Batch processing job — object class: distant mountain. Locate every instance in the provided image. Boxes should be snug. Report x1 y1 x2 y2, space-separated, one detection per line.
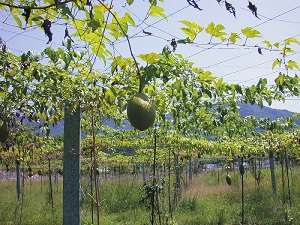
238 103 299 121
41 118 129 137
29 104 299 136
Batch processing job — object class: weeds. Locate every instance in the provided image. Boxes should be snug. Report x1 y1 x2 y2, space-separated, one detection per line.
1 166 300 224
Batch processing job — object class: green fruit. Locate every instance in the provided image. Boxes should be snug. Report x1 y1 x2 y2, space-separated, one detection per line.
0 121 8 143
127 92 156 131
239 164 245 176
226 174 232 185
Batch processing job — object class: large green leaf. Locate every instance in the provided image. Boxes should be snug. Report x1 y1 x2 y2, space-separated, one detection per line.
93 5 105 22
138 53 160 63
228 32 241 44
59 4 74 19
12 14 23 28
87 20 101 32
285 37 300 45
272 59 281 69
261 40 272 49
286 60 300 70
205 22 227 41
241 27 262 39
149 5 167 20
180 20 203 41
123 12 136 27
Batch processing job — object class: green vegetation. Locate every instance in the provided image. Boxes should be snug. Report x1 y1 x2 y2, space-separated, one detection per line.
0 1 300 225
1 166 300 225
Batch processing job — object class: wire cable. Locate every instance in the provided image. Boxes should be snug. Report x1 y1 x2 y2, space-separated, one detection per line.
185 4 300 60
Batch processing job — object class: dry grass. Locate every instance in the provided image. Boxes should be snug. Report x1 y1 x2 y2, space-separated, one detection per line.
183 179 232 198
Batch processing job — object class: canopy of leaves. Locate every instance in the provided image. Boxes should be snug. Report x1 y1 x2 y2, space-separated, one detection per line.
0 0 299 161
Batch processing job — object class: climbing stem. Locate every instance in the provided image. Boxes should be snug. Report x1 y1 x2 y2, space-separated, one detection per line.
99 1 142 93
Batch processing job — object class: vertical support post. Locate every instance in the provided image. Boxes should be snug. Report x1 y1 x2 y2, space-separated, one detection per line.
284 148 292 207
269 151 277 195
48 159 54 214
188 157 192 184
63 108 81 225
281 151 285 204
142 163 146 182
174 154 181 199
97 172 101 201
16 160 21 201
194 158 199 176
168 147 172 221
241 157 245 225
151 127 157 225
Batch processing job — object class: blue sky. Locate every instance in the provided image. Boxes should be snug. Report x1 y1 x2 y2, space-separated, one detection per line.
1 0 299 112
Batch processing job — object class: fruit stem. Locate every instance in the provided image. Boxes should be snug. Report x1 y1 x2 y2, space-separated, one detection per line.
138 72 143 93
100 2 142 93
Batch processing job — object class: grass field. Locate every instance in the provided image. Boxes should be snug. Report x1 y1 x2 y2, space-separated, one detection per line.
1 165 300 225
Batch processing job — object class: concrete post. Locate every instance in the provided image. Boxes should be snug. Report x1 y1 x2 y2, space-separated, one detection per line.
63 108 81 225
